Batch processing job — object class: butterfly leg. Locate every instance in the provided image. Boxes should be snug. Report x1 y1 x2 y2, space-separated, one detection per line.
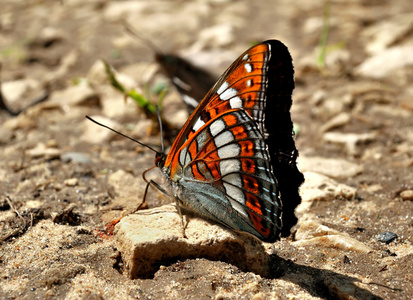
173 198 188 239
134 179 188 239
133 179 169 213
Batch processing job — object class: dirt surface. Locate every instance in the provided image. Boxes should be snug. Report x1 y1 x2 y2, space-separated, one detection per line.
1 0 413 299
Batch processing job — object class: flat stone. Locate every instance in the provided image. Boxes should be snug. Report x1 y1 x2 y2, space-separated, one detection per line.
64 178 78 187
320 112 351 133
362 13 413 54
61 152 93 164
0 126 13 144
295 220 343 240
46 84 99 108
297 172 357 213
323 132 376 155
375 231 398 244
298 156 363 178
300 172 357 202
400 190 413 201
294 220 372 253
25 143 61 159
355 45 413 79
1 78 41 103
25 200 44 209
108 169 142 199
114 204 270 279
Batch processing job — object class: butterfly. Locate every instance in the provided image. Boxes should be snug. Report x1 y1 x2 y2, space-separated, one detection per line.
88 40 303 242
150 40 304 243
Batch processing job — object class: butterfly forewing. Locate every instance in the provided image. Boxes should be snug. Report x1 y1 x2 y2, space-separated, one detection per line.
162 43 272 167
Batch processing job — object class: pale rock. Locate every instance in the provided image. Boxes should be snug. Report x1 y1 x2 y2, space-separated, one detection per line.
293 234 372 253
320 113 351 133
124 2 208 39
323 131 376 155
295 220 343 240
310 89 327 105
298 156 363 178
400 190 413 201
103 1 150 21
118 62 159 86
0 211 16 223
132 119 153 139
362 183 383 194
166 109 188 128
0 126 13 144
114 204 270 278
309 92 352 120
320 112 351 133
303 16 324 34
297 172 357 213
178 48 232 73
25 143 61 159
111 34 133 49
355 44 413 79
61 152 92 164
87 60 110 87
25 200 44 209
87 60 137 91
82 204 99 215
44 49 79 83
99 86 140 118
102 197 140 216
2 79 41 103
294 220 372 253
324 48 351 74
37 26 65 46
189 23 235 52
369 104 411 118
108 169 142 199
81 116 119 144
64 178 78 187
362 13 413 55
45 84 98 109
0 168 7 182
2 113 36 130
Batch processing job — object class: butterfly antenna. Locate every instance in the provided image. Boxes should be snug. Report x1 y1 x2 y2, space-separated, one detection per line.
155 106 165 154
121 20 162 54
85 116 161 155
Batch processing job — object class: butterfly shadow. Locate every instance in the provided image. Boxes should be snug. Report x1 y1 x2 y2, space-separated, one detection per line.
268 254 388 300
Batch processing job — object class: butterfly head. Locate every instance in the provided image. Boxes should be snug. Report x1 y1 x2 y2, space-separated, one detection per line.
155 152 167 168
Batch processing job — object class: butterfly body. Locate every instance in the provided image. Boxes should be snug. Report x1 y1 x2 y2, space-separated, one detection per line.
155 40 303 243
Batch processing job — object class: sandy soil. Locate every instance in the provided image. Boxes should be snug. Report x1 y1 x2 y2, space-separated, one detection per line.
1 0 413 299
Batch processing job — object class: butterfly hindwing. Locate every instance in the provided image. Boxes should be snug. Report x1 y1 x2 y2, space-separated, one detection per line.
175 109 281 242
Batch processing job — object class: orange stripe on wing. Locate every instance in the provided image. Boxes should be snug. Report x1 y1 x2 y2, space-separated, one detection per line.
239 140 254 157
245 192 270 236
241 158 256 174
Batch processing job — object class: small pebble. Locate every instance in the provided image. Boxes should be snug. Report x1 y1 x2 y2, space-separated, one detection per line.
61 152 92 164
64 178 78 186
376 231 398 244
400 190 413 201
